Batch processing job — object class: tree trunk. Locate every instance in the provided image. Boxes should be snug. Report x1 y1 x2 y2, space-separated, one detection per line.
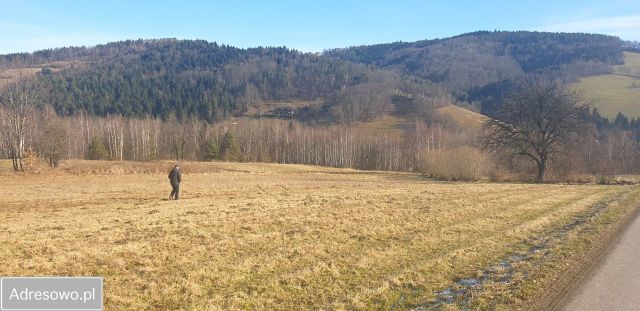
536 159 546 183
11 152 18 172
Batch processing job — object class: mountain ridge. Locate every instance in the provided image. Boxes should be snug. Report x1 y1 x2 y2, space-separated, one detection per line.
0 31 629 123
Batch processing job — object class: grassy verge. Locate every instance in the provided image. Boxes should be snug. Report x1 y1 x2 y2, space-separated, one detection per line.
517 185 640 310
457 185 640 310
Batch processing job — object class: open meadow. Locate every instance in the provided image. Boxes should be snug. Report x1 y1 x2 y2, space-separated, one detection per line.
572 51 640 119
1 161 639 309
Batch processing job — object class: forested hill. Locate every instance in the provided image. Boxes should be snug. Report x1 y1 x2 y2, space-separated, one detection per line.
0 31 627 122
0 39 448 122
325 31 624 98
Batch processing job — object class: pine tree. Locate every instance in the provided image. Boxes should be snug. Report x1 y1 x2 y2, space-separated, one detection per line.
202 138 220 161
220 132 240 161
88 137 109 160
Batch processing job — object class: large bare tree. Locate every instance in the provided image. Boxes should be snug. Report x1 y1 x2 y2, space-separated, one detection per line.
482 78 586 182
0 78 43 171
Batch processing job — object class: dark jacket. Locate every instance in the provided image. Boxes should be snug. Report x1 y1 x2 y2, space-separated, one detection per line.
168 167 181 185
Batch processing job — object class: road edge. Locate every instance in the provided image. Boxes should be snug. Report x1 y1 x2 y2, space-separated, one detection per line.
530 196 640 311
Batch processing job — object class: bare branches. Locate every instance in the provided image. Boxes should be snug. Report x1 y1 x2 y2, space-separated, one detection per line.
482 77 587 182
0 78 43 171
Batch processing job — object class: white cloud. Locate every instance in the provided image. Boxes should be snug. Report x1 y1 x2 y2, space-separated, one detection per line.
543 15 640 40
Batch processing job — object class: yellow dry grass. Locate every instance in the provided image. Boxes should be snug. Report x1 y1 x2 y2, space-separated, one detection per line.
0 60 89 88
352 105 487 136
434 105 487 130
352 114 410 136
0 161 638 310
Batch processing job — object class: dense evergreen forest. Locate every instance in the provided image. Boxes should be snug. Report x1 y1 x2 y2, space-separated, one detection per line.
0 31 629 123
0 39 447 122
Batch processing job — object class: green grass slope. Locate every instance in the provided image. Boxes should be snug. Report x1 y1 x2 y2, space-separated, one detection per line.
573 52 640 119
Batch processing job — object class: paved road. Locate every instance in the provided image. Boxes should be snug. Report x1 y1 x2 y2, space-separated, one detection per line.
562 212 640 310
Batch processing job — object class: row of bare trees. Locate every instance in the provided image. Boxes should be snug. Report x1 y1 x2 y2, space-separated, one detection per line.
0 79 43 171
0 77 455 172
1 78 638 181
1 99 637 181
0 92 459 172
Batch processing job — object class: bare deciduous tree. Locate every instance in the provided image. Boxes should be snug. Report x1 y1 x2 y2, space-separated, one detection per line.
37 107 67 168
482 78 586 182
165 118 190 161
0 78 43 171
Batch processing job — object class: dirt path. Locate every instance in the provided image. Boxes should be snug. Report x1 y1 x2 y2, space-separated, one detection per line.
562 210 640 310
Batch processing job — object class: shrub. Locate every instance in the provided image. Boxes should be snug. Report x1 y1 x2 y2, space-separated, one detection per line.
417 146 492 181
596 173 614 185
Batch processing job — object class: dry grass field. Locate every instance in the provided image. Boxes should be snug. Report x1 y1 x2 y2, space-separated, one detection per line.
0 59 90 88
352 114 411 136
1 161 639 310
434 105 487 130
352 105 486 136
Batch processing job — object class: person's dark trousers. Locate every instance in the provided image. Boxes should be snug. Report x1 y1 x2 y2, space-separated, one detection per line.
170 183 180 200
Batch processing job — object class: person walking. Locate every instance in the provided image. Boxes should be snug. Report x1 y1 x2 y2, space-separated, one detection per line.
168 164 182 200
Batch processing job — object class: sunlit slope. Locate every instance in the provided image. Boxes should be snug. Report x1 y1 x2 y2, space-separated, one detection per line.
435 105 487 130
572 52 640 119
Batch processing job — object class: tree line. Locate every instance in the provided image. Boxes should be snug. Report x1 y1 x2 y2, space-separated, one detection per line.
0 107 421 171
0 78 460 172
1 78 638 184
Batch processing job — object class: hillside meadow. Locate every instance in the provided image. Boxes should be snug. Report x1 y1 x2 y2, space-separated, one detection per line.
573 51 640 119
1 160 639 309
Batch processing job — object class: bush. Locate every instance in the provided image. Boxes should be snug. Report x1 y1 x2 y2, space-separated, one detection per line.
417 146 492 181
596 173 614 185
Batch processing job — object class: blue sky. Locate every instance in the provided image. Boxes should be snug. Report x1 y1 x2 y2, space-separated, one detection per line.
1 0 639 54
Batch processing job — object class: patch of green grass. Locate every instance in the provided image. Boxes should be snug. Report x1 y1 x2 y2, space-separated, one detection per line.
614 52 640 76
572 52 640 119
574 74 640 118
